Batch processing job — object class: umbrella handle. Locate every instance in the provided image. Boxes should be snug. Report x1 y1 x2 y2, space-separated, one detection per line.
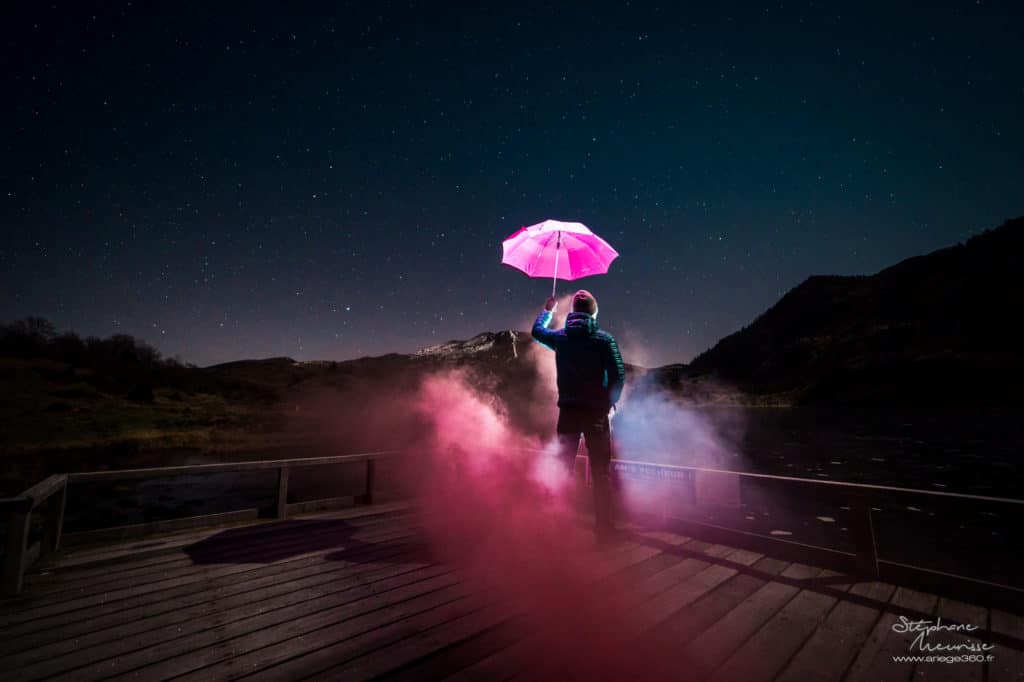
551 231 561 298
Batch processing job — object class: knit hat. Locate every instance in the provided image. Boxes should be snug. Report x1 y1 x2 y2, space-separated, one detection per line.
571 289 598 315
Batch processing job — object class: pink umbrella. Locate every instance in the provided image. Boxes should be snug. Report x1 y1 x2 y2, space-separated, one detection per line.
501 219 619 297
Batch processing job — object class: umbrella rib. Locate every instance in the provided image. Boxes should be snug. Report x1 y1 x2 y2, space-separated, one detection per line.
530 229 560 277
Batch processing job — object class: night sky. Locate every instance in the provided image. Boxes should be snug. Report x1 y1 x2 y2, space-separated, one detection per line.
3 2 1022 367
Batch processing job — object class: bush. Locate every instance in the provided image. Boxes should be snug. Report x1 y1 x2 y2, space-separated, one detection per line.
126 384 156 403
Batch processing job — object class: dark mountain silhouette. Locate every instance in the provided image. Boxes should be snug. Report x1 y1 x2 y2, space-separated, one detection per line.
204 330 557 450
686 217 1024 406
5 216 1022 458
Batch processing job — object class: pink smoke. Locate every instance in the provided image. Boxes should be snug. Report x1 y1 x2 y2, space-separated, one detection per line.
401 366 684 678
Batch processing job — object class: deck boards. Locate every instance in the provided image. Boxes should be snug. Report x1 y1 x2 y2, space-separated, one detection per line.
990 609 1024 682
775 580 898 682
0 504 1019 682
0 519 422 646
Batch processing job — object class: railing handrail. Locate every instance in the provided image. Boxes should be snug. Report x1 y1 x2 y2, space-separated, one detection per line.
18 475 68 510
62 451 401 484
608 457 1024 506
0 497 31 512
12 449 1018 507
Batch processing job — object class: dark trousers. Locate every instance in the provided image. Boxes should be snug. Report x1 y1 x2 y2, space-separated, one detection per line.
556 405 614 529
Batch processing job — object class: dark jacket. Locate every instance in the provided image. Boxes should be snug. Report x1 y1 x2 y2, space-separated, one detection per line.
532 310 626 410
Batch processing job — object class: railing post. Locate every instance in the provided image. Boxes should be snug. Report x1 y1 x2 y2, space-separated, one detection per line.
41 479 68 556
850 491 879 579
3 502 31 596
362 459 376 505
276 466 290 518
660 476 671 527
53 479 68 551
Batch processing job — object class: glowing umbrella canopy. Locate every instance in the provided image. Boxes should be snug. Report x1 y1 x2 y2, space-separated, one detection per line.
501 219 619 297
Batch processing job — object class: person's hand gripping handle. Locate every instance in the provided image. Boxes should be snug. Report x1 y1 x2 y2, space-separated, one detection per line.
544 297 557 312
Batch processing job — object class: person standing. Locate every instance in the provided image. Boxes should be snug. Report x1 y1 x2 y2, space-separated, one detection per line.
532 289 626 540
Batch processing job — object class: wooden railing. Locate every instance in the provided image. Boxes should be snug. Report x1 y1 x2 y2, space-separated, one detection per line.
3 450 1022 610
1 474 68 596
0 451 398 596
603 457 1024 612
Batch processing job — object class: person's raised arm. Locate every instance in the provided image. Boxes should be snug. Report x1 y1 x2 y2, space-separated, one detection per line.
531 297 559 350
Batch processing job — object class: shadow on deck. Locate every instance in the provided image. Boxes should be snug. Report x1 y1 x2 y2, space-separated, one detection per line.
1 502 1021 682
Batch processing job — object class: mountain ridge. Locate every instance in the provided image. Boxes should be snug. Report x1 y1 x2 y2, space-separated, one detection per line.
687 216 1024 405
90 215 1024 409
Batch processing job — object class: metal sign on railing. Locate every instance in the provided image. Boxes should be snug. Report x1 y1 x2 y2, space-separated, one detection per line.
611 460 692 482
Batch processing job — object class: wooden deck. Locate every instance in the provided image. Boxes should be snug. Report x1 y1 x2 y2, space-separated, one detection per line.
1 503 1020 682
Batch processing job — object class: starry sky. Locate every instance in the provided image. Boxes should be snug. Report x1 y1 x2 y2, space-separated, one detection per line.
3 2 1022 367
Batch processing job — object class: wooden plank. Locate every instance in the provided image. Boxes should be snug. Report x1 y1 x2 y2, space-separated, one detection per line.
610 456 1024 506
23 541 41 573
850 491 879 578
675 562 822 680
2 508 30 596
285 496 361 515
641 552 786 645
17 510 414 603
0 497 32 512
305 603 513 681
709 570 847 682
0 520 419 639
1 540 424 676
1 540 423 673
339 540 661 682
57 499 411 558
1 520 418 632
41 480 68 556
0 521 419 633
34 500 411 572
3 502 1011 682
623 543 726 603
21 475 67 508
363 458 376 504
513 543 751 682
440 536 679 679
3 548 441 681
453 543 752 682
275 466 290 518
237 591 494 682
103 572 471 682
613 553 787 682
663 515 856 574
26 522 417 616
379 616 530 682
0 534 424 660
23 507 412 596
879 560 1024 615
912 597 988 682
776 580 898 682
28 501 411 585
989 609 1024 682
59 508 260 548
639 547 769 628
598 537 694 587
4 514 416 614
843 586 939 682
